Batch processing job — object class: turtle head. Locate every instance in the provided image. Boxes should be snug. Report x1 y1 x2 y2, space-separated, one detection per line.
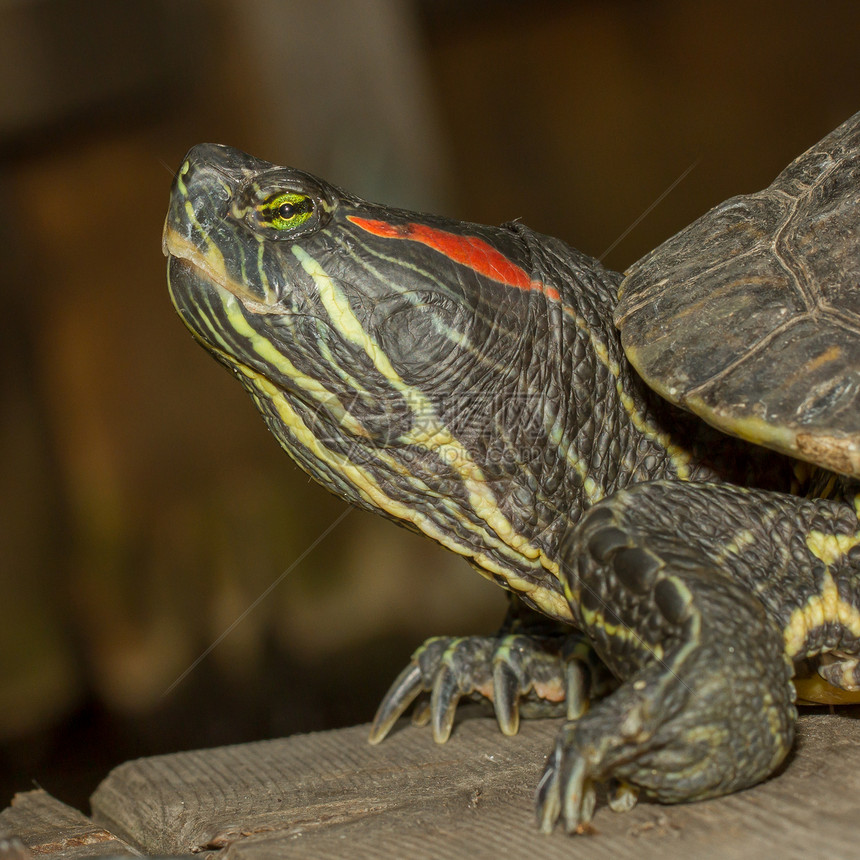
163 142 341 311
163 143 535 440
164 143 580 615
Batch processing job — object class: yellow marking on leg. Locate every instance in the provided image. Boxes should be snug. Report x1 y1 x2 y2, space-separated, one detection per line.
806 530 860 566
578 604 665 661
716 528 756 562
175 160 191 195
783 569 860 658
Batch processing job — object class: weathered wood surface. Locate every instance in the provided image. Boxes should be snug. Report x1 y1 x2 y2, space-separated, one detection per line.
81 710 860 860
2 712 857 858
0 790 140 858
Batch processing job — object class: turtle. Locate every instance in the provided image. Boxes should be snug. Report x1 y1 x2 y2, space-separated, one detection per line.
162 111 860 835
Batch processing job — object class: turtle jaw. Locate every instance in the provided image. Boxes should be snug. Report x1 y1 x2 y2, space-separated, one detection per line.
166 253 223 337
165 253 251 371
162 222 275 314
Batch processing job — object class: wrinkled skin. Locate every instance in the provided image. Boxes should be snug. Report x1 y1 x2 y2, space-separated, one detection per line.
164 127 860 834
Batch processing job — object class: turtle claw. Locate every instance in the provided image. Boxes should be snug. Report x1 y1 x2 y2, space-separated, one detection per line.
368 662 423 744
370 636 494 744
410 697 431 727
430 663 461 742
535 723 604 835
492 659 521 735
370 632 609 744
535 744 563 834
606 778 639 814
558 749 597 834
564 658 588 720
536 721 639 834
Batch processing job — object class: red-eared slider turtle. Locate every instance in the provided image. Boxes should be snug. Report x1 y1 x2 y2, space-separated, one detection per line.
162 112 860 834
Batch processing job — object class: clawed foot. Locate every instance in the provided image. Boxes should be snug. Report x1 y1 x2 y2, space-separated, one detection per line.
369 633 611 744
535 717 640 834
533 598 796 833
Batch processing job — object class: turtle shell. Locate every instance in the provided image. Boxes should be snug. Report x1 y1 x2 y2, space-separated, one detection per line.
616 111 860 478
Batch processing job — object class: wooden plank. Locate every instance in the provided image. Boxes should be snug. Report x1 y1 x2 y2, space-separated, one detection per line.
0 790 141 858
0 837 33 860
89 710 860 858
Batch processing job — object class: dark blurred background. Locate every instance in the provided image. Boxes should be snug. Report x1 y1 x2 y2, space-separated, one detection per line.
2 0 859 812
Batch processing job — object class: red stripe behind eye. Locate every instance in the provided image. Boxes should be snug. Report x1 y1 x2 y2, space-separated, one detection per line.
347 216 560 301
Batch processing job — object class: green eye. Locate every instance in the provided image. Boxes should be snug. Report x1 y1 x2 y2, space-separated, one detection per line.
260 192 315 231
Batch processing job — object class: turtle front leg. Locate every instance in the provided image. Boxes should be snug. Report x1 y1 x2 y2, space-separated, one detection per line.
537 481 800 834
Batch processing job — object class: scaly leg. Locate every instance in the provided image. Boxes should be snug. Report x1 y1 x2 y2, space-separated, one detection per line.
538 479 860 833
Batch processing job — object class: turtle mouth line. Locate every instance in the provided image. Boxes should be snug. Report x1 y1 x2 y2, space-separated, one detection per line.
162 222 274 312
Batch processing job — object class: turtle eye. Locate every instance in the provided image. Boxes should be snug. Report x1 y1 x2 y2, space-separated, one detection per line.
257 192 316 232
